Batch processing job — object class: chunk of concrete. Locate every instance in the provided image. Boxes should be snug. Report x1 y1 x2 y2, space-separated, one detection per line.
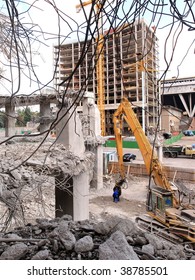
31 249 50 260
99 230 139 260
75 236 94 253
0 243 28 260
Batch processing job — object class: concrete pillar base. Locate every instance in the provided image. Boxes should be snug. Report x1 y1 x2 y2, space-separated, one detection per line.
95 145 103 190
5 103 16 137
40 99 51 134
73 171 89 221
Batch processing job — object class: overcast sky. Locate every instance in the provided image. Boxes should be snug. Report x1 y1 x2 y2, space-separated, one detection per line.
0 0 195 97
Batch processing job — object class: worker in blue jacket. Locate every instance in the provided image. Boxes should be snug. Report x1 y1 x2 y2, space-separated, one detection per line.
112 178 125 202
113 185 121 202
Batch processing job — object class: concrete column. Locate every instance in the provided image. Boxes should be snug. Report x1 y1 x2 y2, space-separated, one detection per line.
82 92 103 190
56 103 85 157
5 103 16 137
40 99 51 134
92 104 103 190
95 145 103 190
82 93 101 136
73 171 89 221
157 146 163 162
103 153 107 175
55 102 89 221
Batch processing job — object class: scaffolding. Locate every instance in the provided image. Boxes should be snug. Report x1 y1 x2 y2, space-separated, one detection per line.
53 19 160 135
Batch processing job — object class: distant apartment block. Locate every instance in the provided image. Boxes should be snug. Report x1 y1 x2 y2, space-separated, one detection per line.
53 19 160 135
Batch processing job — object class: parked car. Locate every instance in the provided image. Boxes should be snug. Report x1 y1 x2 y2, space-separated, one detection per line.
163 132 172 139
183 130 194 136
123 153 136 162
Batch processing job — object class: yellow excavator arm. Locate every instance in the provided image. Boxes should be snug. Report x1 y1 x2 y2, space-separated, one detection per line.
113 97 179 207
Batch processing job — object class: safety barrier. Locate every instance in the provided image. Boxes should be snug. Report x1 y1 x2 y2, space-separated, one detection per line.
104 133 184 149
163 132 183 145
108 161 195 182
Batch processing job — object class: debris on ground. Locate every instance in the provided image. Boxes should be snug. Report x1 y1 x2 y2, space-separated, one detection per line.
0 139 195 260
0 140 95 231
0 215 193 260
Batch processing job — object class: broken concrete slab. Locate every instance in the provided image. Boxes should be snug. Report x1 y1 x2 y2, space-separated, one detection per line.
0 217 193 260
75 235 94 253
31 249 50 260
99 230 139 260
0 243 28 260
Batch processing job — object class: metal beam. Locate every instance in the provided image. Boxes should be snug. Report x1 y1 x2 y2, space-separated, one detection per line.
191 104 195 118
179 94 190 117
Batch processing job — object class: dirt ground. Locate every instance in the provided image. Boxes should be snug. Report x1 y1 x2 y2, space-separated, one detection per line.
95 135 195 222
89 175 149 222
89 174 195 222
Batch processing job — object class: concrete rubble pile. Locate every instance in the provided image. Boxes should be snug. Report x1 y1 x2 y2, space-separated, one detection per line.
0 140 95 177
0 139 195 260
0 215 194 260
0 140 95 230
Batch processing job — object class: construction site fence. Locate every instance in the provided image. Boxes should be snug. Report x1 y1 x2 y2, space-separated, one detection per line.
163 132 186 145
104 132 184 149
108 162 195 182
104 139 139 148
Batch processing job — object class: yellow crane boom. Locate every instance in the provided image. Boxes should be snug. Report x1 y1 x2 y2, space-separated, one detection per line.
76 0 106 136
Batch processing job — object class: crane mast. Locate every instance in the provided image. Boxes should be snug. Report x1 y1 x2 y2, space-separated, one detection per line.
76 0 106 136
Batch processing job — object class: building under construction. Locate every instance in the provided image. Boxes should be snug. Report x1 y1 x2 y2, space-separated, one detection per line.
53 19 159 135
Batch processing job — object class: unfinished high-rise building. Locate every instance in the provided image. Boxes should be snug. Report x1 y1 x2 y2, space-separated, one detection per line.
53 19 159 135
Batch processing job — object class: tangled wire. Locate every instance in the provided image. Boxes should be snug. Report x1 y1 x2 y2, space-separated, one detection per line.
0 0 194 230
